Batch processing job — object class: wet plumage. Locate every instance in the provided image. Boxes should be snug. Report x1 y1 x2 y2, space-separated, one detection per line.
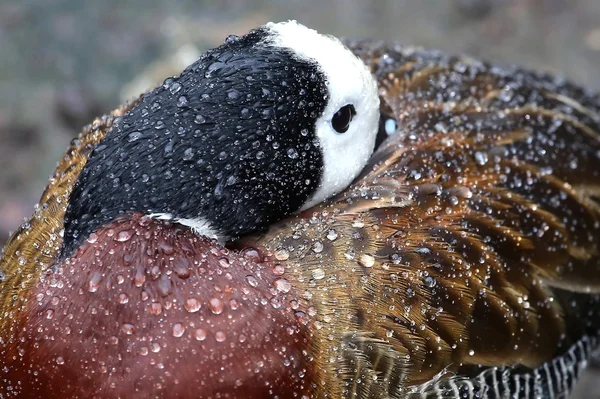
1 29 599 398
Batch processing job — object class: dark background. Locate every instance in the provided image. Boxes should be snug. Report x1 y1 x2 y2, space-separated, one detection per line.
0 0 599 395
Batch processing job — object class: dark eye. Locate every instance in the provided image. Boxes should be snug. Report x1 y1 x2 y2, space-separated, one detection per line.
331 104 356 133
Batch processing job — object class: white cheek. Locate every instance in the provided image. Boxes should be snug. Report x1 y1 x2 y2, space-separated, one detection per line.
266 20 381 209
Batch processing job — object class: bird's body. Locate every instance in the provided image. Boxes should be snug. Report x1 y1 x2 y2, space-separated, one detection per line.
1 25 600 398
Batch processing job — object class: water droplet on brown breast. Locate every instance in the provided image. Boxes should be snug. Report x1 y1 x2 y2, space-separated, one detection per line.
148 302 162 315
115 230 132 242
215 331 226 342
87 271 102 293
121 323 135 335
209 298 224 315
184 298 201 313
274 278 292 293
172 323 185 338
246 275 259 287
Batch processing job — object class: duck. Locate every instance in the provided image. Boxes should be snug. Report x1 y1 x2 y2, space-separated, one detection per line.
1 20 599 399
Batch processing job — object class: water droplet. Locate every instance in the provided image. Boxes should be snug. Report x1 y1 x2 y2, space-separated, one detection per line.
148 302 162 315
274 248 289 261
272 264 285 276
384 118 397 135
474 151 489 165
45 309 55 320
358 254 375 268
177 95 188 107
469 349 475 356
87 232 98 244
312 241 324 253
183 148 194 161
184 298 201 313
88 271 102 293
246 275 259 287
352 218 365 228
224 34 240 44
218 258 230 268
274 278 292 293
169 82 182 94
312 268 325 280
287 148 299 159
215 331 226 342
122 323 135 335
115 230 132 242
173 258 191 279
326 229 338 241
194 328 207 341
118 293 129 304
172 323 185 338
55 356 65 365
209 298 224 315
194 114 206 124
127 131 143 142
424 276 437 288
228 90 240 100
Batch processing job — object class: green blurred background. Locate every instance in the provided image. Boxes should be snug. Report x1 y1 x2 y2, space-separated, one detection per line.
0 1 599 395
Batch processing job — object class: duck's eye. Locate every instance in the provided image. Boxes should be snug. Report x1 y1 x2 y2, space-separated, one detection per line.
331 104 356 133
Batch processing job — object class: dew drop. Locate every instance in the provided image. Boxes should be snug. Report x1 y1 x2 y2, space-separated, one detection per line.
326 229 338 241
88 271 102 293
272 264 285 276
246 275 259 287
209 298 224 315
169 82 182 94
312 268 325 280
127 131 143 142
274 248 290 261
215 331 226 342
312 241 324 253
274 278 292 293
87 232 98 244
172 323 185 338
194 328 207 341
176 95 188 107
118 293 129 304
358 254 375 268
115 230 132 242
148 302 162 315
184 298 202 313
122 323 135 335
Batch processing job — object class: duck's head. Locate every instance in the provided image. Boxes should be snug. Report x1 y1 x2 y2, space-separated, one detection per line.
61 20 380 258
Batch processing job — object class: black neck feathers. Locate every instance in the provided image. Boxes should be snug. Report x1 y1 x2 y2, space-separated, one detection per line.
61 28 329 258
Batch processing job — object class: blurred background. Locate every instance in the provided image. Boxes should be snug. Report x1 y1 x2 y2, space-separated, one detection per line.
0 0 599 395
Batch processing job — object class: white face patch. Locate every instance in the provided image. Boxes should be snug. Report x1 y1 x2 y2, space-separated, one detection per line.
265 20 380 210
